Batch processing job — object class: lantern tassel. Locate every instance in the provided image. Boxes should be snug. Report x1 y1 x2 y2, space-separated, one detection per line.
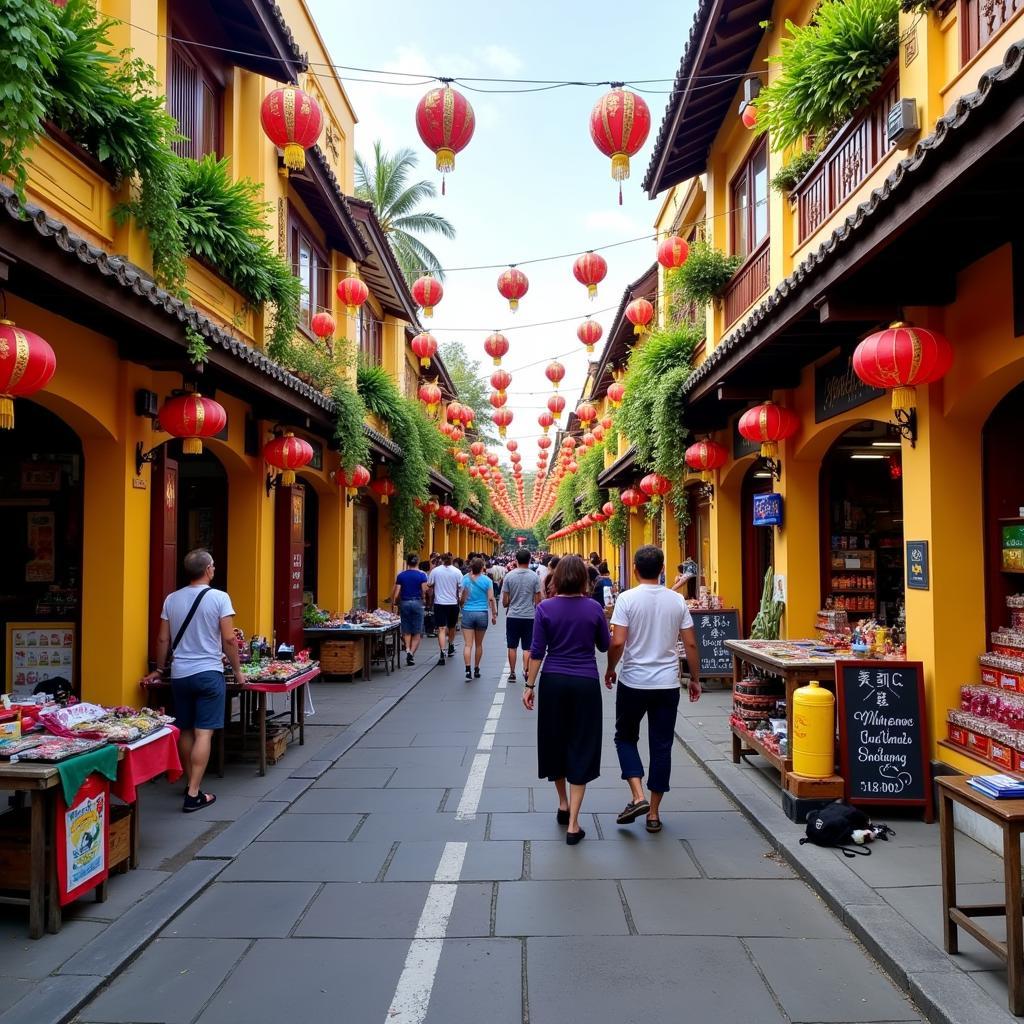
0 396 13 430
586 344 594 354
420 357 431 368
381 495 389 505
760 441 778 460
509 299 519 313
183 438 203 456
283 144 306 171
891 385 916 412
282 470 295 486
588 284 597 299
435 148 456 174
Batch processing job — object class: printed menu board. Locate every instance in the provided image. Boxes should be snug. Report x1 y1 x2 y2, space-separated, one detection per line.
6 621 75 699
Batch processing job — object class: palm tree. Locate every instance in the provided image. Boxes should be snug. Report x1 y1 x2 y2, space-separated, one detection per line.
355 141 455 282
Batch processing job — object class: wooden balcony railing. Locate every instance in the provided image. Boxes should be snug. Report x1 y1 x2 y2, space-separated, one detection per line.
962 0 1024 64
723 238 770 329
794 66 900 245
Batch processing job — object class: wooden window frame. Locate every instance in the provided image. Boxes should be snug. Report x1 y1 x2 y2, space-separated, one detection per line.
166 15 227 161
357 308 383 367
729 138 770 261
288 210 330 339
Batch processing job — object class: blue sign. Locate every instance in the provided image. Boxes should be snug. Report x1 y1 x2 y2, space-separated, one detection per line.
752 492 783 527
906 540 929 590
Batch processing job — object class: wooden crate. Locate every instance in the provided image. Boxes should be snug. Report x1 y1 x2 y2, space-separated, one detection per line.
109 804 133 873
0 809 31 891
265 725 290 765
321 640 363 676
784 771 845 800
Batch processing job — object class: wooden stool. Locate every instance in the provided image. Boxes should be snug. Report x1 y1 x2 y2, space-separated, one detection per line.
937 775 1024 1016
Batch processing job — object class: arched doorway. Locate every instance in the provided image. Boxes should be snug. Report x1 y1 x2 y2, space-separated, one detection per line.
819 420 904 627
740 462 774 635
0 400 84 697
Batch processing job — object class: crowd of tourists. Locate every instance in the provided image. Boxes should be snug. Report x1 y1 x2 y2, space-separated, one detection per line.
390 544 702 845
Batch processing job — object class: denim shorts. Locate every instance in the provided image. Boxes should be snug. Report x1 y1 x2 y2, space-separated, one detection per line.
461 610 489 631
170 670 225 730
399 599 425 635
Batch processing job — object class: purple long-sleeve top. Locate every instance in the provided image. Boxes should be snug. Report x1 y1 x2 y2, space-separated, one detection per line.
530 595 610 680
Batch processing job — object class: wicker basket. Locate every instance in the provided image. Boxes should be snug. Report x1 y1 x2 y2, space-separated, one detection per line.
321 640 364 676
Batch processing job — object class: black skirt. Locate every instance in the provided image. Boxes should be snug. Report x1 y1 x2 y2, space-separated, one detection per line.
536 671 603 786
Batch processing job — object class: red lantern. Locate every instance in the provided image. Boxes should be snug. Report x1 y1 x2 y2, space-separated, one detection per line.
580 432 594 448
455 451 470 469
487 453 499 467
608 380 626 408
264 432 314 486
158 393 227 456
567 460 579 474
576 402 597 427
497 267 529 312
591 511 606 523
449 426 464 443
419 381 442 415
657 235 690 270
506 440 519 453
589 88 652 203
510 452 522 465
545 361 566 389
577 319 603 354
446 402 465 426
547 395 566 420
562 436 576 451
337 277 369 316
425 499 439 517
488 391 508 409
484 332 509 366
602 500 615 518
492 407 514 438
685 440 728 482
310 311 335 340
490 369 512 395
852 322 953 412
260 86 323 171
415 85 475 192
741 103 758 130
640 473 672 504
439 504 456 521
573 251 608 299
470 441 486 459
0 319 56 429
620 487 647 514
411 331 438 368
592 424 605 443
337 463 371 496
411 276 443 318
626 297 654 336
738 401 800 459
538 411 554 434
600 415 613 431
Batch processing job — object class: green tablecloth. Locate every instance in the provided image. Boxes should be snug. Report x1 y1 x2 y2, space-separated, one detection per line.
57 744 118 803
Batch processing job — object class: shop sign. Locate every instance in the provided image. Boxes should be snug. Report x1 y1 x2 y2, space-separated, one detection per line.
691 609 740 677
1001 524 1024 573
814 351 885 423
906 540 930 590
56 774 109 905
837 660 932 819
752 492 783 527
732 417 760 459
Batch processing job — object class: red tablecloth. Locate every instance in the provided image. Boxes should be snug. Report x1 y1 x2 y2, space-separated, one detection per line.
111 726 182 803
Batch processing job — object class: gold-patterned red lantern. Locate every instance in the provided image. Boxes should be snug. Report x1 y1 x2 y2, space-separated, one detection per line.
589 87 652 203
260 86 323 171
545 360 566 390
602 500 615 518
497 268 529 312
411 276 443 318
738 401 800 459
640 472 672 506
685 439 728 482
620 487 647 515
577 318 603 354
418 381 442 415
484 331 509 366
337 463 371 496
371 477 397 505
657 235 689 270
547 394 566 421
490 368 512 395
0 319 56 429
488 390 508 410
538 411 554 435
492 407 513 438
415 85 475 192
158 393 227 456
608 380 626 408
626 297 655 336
576 402 597 427
337 277 369 316
411 331 438 367
852 322 953 412
310 311 335 341
573 251 608 299
264 432 314 486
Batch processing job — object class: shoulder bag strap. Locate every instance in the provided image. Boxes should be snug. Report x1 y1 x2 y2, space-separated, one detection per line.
171 587 211 652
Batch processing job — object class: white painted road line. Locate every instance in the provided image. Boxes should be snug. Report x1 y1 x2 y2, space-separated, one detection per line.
455 753 490 820
477 732 495 751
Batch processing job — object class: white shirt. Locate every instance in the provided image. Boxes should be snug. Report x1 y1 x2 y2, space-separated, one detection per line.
610 584 694 689
428 564 464 605
160 585 235 679
536 565 549 589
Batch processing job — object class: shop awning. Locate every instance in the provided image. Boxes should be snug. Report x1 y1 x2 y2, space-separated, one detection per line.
597 446 639 489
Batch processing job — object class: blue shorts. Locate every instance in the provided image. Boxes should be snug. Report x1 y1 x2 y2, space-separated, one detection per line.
506 617 534 651
399 599 425 635
462 610 489 631
170 670 225 731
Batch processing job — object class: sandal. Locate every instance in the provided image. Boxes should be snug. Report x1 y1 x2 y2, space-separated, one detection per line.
645 817 662 833
616 799 650 825
183 791 217 813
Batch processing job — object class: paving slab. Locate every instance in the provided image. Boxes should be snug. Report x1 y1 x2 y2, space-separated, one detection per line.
219 841 392 881
0 918 106 979
0 974 103 1024
66 868 171 922
442 786 529 811
685 839 796 879
835 835 1004 887
254 812 363 842
489 811 600 841
495 880 629 936
161 882 319 937
292 786 446 813
384 840 524 881
529 838 701 880
387 765 476 788
596 809 766 841
351 810 488 842
337 745 468 767
311 766 396 788
261 777 312 803
424 939 523 1024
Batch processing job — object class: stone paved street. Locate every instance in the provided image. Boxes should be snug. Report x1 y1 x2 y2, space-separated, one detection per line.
70 620 923 1024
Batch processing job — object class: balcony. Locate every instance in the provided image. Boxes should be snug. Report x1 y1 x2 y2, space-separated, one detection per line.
961 0 1024 64
723 238 770 329
793 66 900 246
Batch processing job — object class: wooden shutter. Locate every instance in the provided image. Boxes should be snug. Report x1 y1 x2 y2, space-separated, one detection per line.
168 43 199 160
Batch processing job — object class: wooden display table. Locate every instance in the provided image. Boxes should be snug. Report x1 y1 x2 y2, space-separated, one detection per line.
304 625 399 680
237 665 318 776
938 775 1024 1016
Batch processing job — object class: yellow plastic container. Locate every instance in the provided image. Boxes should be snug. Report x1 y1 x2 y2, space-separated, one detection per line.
792 680 835 779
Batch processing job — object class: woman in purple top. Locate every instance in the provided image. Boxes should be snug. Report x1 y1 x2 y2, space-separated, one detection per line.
522 555 610 845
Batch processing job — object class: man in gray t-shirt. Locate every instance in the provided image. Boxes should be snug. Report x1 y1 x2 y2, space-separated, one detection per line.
501 549 542 683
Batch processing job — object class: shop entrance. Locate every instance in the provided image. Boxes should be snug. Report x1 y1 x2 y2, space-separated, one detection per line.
819 421 905 627
983 381 1024 635
353 498 377 610
274 483 305 650
741 462 775 635
0 401 83 698
299 477 319 602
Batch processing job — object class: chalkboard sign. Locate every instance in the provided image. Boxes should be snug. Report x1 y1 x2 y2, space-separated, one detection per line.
691 609 740 677
837 660 933 820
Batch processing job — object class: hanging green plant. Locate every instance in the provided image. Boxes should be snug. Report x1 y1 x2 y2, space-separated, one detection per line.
330 379 370 474
770 147 822 193
673 240 742 308
606 489 629 548
575 441 606 515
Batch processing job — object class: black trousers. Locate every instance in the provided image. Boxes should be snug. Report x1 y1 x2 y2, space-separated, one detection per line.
536 671 603 786
614 683 681 793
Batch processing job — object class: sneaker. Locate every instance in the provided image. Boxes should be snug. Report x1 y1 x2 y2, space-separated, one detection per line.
474 667 481 679
406 654 414 666
465 666 472 681
438 654 446 666
508 672 516 683
448 644 456 657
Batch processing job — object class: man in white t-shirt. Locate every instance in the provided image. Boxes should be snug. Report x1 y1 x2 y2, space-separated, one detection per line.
143 549 243 813
605 544 701 833
428 553 465 665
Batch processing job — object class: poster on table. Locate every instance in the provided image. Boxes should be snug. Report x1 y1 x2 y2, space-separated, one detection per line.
5 621 75 698
837 660 933 820
56 774 110 905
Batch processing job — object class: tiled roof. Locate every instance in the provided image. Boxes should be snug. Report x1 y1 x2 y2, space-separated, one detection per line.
258 0 308 72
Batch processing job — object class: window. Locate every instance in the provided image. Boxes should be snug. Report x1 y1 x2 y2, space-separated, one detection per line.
731 141 769 259
289 214 330 335
167 39 224 161
357 309 383 366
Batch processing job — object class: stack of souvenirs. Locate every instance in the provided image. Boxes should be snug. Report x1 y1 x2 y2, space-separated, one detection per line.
729 674 788 756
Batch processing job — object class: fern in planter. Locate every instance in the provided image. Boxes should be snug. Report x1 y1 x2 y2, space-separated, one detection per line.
770 147 822 194
674 240 742 307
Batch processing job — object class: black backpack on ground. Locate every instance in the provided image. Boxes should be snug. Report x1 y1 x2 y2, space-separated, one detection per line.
800 801 885 857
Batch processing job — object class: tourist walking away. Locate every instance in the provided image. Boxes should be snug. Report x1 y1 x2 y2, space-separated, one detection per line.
605 544 701 833
144 549 243 813
487 558 507 600
391 553 428 666
428 553 463 664
503 548 542 682
460 556 498 679
542 555 560 599
523 555 610 844
536 553 551 592
592 561 615 612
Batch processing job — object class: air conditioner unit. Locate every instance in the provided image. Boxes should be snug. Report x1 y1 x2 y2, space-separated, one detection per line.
887 99 919 149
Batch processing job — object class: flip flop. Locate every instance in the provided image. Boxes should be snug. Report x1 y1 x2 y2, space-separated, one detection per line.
616 799 650 825
646 817 662 833
183 791 217 813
